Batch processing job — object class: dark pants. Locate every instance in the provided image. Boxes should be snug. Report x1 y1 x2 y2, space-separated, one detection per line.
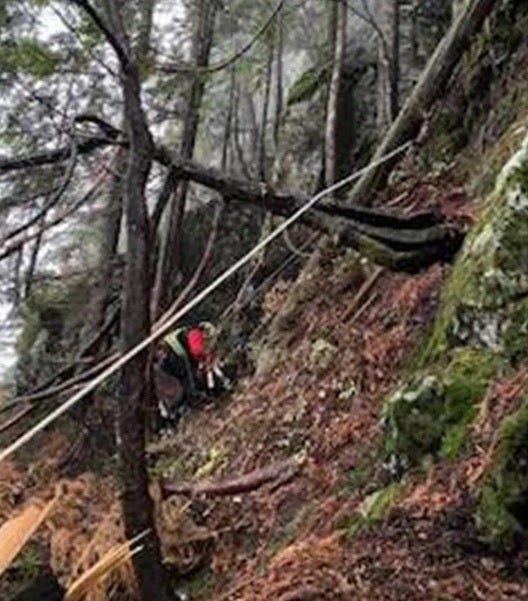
159 349 196 402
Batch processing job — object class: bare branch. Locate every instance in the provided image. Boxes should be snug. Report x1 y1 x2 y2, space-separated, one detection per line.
161 457 303 498
0 405 33 436
0 134 119 174
0 136 78 245
0 121 463 271
0 166 108 262
2 352 119 410
158 0 285 75
68 0 131 69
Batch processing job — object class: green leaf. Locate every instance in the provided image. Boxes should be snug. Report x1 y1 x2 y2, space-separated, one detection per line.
0 37 58 76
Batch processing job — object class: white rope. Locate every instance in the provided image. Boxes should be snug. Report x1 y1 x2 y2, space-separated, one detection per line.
0 140 412 463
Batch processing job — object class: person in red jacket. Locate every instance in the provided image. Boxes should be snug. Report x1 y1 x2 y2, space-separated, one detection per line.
156 322 220 424
185 325 207 365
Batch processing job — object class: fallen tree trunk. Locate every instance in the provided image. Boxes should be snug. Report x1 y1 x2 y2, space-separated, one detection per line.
161 457 302 498
0 123 465 273
154 146 465 272
346 0 499 206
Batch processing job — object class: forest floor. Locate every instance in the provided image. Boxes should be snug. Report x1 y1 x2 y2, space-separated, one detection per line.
2 158 528 601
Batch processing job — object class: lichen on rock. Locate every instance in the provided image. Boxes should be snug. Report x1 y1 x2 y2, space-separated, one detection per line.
423 127 528 362
383 128 528 462
381 127 528 548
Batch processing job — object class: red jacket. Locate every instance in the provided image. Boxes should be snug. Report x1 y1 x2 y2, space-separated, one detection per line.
186 327 206 361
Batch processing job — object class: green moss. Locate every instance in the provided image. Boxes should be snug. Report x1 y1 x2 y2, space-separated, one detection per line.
440 348 499 457
179 566 214 599
286 66 327 106
443 348 499 415
359 482 404 522
503 297 528 364
11 545 42 582
383 349 500 466
440 421 470 460
382 375 444 466
476 398 528 549
342 481 408 539
422 129 528 366
149 455 185 479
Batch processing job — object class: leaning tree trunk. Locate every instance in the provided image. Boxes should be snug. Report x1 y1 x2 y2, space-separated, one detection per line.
119 69 169 599
151 147 463 272
348 0 498 206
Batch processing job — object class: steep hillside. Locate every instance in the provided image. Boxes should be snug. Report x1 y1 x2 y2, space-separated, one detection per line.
142 32 528 600
3 7 528 601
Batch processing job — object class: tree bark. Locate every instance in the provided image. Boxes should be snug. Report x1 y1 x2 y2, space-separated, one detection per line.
324 0 347 187
389 0 401 121
258 32 274 181
118 68 170 601
152 0 217 318
273 6 284 150
348 0 498 206
152 146 463 272
82 1 172 599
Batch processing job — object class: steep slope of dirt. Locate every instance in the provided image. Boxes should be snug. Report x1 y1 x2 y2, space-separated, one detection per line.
2 169 526 601
3 31 528 601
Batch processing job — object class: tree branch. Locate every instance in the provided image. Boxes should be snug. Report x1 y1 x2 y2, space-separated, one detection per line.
158 0 285 76
0 122 465 272
0 161 110 262
161 457 303 498
68 0 131 69
0 405 33 436
0 137 78 245
0 134 119 174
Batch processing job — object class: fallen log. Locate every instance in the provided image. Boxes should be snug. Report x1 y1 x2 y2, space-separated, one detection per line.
161 456 303 498
153 146 465 272
1 118 466 272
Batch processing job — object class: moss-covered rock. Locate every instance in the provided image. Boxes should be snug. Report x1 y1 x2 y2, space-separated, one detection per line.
342 480 409 539
423 129 528 363
381 128 528 548
476 398 528 549
382 348 501 468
